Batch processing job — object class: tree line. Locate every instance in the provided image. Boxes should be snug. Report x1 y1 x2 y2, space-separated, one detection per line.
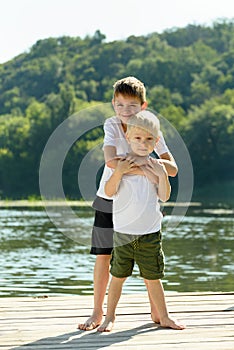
0 20 233 199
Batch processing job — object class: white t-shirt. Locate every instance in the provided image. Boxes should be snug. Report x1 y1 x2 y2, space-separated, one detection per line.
110 171 163 234
96 116 169 199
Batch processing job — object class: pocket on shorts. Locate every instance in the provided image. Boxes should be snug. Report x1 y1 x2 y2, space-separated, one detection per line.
157 250 165 275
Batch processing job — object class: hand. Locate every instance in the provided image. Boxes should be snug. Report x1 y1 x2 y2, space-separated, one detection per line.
144 158 168 180
125 155 148 167
115 157 137 175
140 165 159 184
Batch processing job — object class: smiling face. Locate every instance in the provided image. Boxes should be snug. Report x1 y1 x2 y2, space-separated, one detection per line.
126 126 158 157
112 94 147 126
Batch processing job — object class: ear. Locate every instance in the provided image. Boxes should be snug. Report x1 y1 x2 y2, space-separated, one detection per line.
155 136 160 145
112 98 115 109
141 101 148 110
125 133 131 144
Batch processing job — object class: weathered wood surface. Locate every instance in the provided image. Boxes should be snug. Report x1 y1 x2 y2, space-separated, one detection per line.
0 292 233 349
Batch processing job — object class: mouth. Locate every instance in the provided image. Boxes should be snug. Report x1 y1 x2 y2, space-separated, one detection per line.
121 115 132 119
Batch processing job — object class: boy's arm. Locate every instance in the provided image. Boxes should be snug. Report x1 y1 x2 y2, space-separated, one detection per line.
105 146 178 178
158 152 178 177
145 159 171 202
157 170 171 202
104 158 135 197
155 131 178 177
104 145 161 182
104 146 143 175
104 146 121 168
104 170 123 197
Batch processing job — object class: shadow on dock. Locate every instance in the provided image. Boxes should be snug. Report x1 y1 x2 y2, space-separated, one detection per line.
10 323 163 349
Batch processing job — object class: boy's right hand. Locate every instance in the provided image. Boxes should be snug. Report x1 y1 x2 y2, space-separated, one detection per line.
115 157 136 175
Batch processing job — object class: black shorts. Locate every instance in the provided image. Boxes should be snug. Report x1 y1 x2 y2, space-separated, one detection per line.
90 197 113 255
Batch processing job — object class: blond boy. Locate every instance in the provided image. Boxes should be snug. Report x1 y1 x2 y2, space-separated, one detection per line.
97 111 185 331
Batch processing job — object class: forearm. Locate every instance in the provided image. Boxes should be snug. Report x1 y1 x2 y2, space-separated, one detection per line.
104 146 119 169
157 173 171 202
104 170 123 197
159 152 178 177
106 154 141 173
106 159 142 177
106 158 119 169
107 156 152 178
160 160 178 177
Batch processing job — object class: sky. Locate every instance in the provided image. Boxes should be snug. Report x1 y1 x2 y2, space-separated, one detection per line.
1 0 234 64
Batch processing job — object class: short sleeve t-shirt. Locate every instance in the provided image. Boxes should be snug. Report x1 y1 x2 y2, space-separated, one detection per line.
111 172 163 234
96 116 169 199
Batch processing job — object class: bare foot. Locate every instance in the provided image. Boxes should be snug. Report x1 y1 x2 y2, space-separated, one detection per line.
151 312 160 324
160 316 185 330
78 312 103 331
97 317 115 332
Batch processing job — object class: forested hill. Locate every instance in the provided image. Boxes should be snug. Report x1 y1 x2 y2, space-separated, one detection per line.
0 20 233 200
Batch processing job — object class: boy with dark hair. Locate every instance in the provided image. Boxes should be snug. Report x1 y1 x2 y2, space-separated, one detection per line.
78 77 178 331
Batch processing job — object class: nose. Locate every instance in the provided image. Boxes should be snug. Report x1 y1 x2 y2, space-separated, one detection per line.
122 106 132 114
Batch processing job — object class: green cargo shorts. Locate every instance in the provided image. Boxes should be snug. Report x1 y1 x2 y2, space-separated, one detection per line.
110 231 165 280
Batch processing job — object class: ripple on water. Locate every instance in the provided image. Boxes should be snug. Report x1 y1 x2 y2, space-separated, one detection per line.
0 208 233 296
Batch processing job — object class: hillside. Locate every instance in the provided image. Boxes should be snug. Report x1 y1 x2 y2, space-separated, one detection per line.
0 20 233 201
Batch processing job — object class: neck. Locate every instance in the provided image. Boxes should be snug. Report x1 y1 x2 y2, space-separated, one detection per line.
128 151 149 160
121 122 127 133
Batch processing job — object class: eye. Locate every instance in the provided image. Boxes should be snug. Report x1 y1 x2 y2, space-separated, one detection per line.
115 103 123 108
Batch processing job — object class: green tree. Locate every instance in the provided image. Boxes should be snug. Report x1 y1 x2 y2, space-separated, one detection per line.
185 95 234 185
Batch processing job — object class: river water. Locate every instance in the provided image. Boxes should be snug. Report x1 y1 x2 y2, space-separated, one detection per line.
0 206 233 297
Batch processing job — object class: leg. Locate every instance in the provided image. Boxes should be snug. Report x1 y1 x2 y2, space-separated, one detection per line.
97 276 126 332
78 254 111 330
145 279 185 330
79 200 113 331
144 279 160 323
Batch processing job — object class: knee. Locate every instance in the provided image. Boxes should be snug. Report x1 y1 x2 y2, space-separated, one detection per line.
96 255 111 266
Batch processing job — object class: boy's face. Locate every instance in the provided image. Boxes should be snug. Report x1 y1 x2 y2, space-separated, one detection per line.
112 94 147 125
126 127 158 157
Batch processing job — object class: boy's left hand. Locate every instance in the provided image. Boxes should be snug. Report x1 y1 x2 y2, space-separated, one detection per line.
145 158 168 178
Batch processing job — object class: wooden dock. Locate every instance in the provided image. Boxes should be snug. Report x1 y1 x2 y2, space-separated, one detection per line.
0 292 233 349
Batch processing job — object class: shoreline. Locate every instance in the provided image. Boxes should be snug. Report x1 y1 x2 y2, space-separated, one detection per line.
0 200 202 208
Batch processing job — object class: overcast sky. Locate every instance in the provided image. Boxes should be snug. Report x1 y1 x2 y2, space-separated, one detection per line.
1 0 234 63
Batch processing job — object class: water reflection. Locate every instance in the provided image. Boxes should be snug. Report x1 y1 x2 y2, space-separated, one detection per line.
0 207 233 297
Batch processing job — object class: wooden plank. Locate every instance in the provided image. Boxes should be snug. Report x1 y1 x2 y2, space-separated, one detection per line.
0 293 233 350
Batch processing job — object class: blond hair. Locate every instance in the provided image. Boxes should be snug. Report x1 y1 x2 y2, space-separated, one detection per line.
126 110 160 139
113 76 146 104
